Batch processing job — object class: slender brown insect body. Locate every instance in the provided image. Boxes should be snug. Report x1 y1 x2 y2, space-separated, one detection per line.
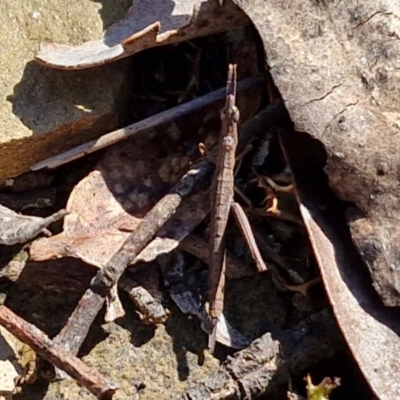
208 65 239 346
208 65 269 350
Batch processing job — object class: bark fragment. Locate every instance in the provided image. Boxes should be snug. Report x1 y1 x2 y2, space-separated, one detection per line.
182 310 341 399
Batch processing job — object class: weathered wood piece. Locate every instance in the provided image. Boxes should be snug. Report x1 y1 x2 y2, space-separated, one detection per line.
119 274 168 325
0 0 128 183
182 310 342 399
281 129 400 400
232 2 400 397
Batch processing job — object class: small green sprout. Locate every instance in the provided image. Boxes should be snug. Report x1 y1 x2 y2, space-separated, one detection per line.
306 374 341 400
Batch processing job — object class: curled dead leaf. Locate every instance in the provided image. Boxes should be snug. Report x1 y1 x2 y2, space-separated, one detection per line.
35 0 248 70
281 131 400 400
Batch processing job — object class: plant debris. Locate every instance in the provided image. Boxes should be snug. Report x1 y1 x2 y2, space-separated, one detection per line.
305 374 340 400
35 0 249 70
0 205 67 246
2 1 396 399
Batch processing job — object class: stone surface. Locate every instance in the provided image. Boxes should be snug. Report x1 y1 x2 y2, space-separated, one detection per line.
0 0 134 182
0 360 18 398
0 326 23 397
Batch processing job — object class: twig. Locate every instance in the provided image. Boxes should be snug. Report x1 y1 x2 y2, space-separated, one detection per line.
52 158 213 357
231 202 267 272
0 305 116 400
30 75 265 171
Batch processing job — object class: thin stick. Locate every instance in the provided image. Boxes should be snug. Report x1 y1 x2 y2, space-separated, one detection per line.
0 306 116 400
208 64 239 351
30 75 265 171
231 202 267 272
52 158 213 357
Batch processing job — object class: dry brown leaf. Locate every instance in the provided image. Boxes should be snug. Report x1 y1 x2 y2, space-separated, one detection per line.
35 0 248 70
234 0 400 307
299 199 400 400
281 131 400 400
29 132 206 268
234 1 400 397
29 133 211 325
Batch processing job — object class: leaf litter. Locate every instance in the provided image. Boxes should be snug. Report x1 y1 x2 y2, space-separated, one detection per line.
0 1 392 399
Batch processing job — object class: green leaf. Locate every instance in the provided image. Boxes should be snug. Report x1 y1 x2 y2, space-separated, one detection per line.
306 374 340 400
